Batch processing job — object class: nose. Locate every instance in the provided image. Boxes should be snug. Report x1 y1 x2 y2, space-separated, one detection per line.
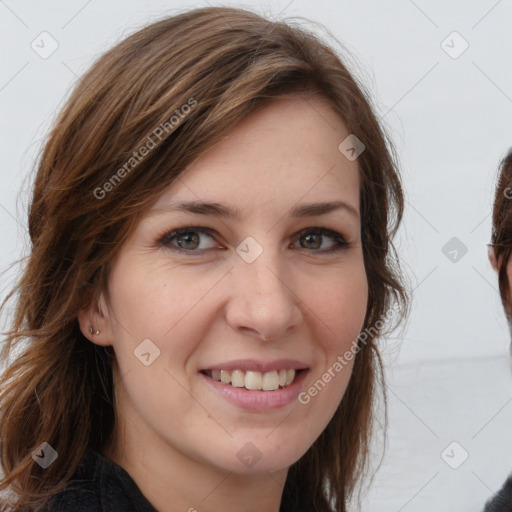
225 247 303 342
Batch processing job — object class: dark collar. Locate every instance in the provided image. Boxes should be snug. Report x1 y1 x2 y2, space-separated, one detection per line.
45 450 158 511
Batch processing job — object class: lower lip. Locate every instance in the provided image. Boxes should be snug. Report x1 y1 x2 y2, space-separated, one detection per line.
200 370 309 411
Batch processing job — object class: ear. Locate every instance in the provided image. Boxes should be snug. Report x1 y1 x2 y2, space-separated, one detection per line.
488 245 500 273
77 291 114 347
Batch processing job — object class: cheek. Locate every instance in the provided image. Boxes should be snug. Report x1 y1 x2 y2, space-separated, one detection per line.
105 259 218 426
313 264 368 351
295 264 366 405
106 257 220 368
109 254 208 329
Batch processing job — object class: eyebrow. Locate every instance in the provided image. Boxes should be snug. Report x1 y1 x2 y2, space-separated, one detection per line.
150 200 359 219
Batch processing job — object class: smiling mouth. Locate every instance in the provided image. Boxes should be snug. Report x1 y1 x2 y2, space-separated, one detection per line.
200 368 306 391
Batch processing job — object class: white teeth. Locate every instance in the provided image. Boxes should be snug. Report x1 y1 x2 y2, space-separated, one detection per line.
208 368 297 390
262 370 279 391
245 371 262 390
231 370 245 388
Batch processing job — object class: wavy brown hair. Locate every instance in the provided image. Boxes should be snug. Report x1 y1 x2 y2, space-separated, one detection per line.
0 6 409 511
491 149 512 315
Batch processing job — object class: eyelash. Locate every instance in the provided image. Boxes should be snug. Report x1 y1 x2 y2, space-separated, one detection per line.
154 224 351 255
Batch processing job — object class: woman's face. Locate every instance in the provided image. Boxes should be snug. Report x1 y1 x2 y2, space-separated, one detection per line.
91 95 368 477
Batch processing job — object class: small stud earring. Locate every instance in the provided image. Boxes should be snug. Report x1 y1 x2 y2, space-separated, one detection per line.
89 326 100 335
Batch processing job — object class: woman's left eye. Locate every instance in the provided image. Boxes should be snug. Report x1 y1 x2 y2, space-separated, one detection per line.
156 226 350 254
294 228 350 253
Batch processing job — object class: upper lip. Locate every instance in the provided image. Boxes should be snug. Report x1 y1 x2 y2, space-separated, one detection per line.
202 359 309 373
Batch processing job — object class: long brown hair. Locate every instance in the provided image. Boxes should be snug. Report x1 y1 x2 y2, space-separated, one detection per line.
491 149 512 315
0 6 408 511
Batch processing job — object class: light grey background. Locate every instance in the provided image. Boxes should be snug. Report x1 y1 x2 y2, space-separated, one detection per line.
1 1 511 510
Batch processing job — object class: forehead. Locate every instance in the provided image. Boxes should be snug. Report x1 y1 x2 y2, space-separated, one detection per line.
153 95 360 217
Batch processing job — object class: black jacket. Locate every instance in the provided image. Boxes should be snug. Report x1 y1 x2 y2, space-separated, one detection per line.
484 473 512 511
42 450 157 511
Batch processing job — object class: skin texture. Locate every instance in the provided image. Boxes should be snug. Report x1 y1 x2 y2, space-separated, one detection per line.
78 95 369 512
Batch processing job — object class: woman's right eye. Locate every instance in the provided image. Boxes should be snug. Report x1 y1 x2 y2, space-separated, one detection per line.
157 226 221 254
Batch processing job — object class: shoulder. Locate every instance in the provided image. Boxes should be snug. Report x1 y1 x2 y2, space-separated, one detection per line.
40 452 101 511
42 451 157 512
484 473 512 511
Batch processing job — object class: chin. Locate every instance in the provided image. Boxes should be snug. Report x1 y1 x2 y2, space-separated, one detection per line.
208 440 307 476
